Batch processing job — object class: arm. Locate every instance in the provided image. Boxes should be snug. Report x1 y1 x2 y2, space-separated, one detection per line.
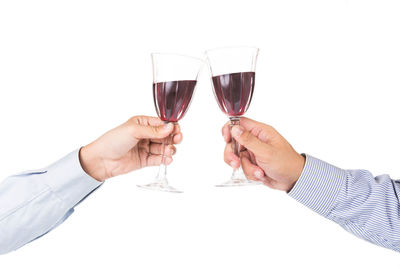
0 116 182 254
0 149 101 254
222 117 400 252
288 155 400 252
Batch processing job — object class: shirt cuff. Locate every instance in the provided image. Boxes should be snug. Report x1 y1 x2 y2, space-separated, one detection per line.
288 154 347 217
41 149 103 207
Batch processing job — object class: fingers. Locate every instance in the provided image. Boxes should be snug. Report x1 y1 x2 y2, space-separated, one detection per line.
129 121 174 140
129 116 181 135
223 142 255 169
239 117 275 133
241 155 265 182
241 155 277 188
143 120 183 144
149 143 176 156
150 132 183 144
172 133 183 144
222 122 231 142
231 125 272 158
127 116 183 143
129 115 164 127
223 117 276 143
222 117 276 145
146 154 173 166
223 142 276 188
223 142 240 169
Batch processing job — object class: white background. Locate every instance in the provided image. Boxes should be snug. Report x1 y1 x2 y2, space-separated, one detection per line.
0 0 399 266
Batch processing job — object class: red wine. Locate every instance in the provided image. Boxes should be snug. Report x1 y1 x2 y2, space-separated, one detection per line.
153 80 196 122
212 72 255 117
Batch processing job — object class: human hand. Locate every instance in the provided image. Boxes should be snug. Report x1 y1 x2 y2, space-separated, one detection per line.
222 117 305 192
79 116 182 182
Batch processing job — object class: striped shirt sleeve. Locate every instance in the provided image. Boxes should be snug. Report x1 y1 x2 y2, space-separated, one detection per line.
288 154 400 252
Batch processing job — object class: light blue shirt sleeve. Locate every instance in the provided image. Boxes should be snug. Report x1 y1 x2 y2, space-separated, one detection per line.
0 149 102 254
288 154 400 252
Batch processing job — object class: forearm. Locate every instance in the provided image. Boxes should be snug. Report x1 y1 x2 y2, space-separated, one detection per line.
289 155 400 252
0 149 102 254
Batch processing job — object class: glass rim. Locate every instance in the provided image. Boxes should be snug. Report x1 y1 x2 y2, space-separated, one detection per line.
151 52 205 63
205 46 260 54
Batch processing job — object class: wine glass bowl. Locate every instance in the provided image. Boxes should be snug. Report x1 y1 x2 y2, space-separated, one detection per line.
153 80 197 122
206 46 260 187
211 71 255 117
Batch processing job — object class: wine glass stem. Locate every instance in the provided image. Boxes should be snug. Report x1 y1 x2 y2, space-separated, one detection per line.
156 163 167 182
229 117 243 177
155 123 174 183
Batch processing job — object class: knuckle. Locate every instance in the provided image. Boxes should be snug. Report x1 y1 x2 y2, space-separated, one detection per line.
241 131 252 143
263 124 277 134
130 115 142 124
152 126 161 134
126 117 137 127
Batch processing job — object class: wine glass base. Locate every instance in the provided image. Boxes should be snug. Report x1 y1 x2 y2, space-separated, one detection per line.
215 178 262 187
137 182 183 193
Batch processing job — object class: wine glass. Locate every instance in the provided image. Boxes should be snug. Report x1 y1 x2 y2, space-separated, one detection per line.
137 53 203 193
206 46 260 187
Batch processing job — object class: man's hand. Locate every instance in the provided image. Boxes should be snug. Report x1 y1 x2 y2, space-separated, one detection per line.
222 117 305 192
79 116 182 182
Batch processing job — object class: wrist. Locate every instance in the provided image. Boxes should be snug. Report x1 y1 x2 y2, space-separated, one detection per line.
79 145 107 182
287 153 306 192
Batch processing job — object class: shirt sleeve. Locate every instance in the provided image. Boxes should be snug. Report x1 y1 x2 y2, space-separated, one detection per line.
0 149 102 254
288 154 400 252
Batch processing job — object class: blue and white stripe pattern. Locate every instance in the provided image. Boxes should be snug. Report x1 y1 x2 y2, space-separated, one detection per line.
289 155 400 252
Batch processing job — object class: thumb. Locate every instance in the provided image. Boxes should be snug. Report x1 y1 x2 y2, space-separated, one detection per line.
231 125 271 156
131 122 174 140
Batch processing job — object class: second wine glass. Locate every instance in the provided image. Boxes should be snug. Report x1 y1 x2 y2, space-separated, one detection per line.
206 46 260 187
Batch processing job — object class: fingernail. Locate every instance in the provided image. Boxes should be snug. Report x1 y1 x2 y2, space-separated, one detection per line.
254 170 264 179
231 126 243 138
230 161 237 168
163 123 173 130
